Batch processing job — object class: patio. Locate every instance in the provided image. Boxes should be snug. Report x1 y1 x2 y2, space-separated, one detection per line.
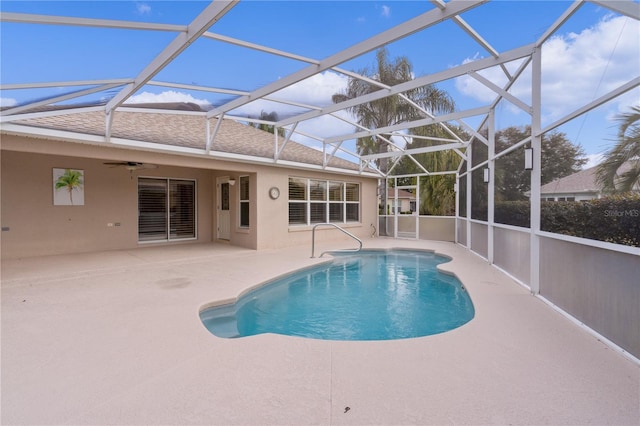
2 240 637 425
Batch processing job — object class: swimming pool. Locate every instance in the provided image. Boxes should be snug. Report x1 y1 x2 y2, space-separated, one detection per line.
200 249 474 341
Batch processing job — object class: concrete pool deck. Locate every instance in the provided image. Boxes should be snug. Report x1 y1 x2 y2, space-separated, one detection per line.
1 239 638 425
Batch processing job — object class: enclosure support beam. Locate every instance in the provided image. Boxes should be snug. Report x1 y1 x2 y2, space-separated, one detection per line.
206 114 224 154
275 123 297 162
0 82 123 117
105 1 238 120
529 46 543 295
207 0 485 119
487 110 495 264
362 142 467 161
276 44 532 130
466 141 472 250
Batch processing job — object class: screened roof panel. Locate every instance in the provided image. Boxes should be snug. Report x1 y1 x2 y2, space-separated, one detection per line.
0 0 638 175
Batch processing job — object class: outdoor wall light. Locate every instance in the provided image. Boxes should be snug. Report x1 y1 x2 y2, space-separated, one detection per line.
524 147 533 170
483 168 490 183
228 178 236 186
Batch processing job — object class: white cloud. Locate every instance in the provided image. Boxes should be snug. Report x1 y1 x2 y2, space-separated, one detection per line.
583 153 605 169
233 71 350 119
294 110 356 140
454 15 640 123
125 90 212 107
273 71 350 106
135 3 151 15
381 5 391 18
0 97 18 107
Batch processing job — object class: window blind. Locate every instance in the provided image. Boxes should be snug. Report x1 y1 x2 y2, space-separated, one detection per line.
138 178 168 242
288 177 360 225
239 176 250 227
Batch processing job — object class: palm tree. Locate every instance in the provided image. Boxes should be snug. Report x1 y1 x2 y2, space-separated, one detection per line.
332 47 455 174
394 124 465 215
55 169 83 205
596 105 640 193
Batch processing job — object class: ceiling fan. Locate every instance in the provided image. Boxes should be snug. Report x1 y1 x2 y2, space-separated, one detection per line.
103 161 158 171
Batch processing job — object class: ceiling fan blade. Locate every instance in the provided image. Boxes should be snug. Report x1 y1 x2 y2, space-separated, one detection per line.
137 163 158 169
102 161 158 171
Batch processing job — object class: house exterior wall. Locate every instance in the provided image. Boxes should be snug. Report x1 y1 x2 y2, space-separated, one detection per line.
1 150 214 258
1 135 378 258
253 167 378 250
541 192 599 202
385 198 414 214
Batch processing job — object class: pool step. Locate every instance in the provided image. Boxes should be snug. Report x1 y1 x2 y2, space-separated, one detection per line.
201 309 241 338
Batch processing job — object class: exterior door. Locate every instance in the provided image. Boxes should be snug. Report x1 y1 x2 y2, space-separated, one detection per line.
217 178 231 240
394 183 419 239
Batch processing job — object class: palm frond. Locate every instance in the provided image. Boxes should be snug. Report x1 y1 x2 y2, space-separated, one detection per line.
596 105 640 193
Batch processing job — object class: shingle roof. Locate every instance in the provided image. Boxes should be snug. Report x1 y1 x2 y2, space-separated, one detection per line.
386 188 416 199
540 166 600 195
7 106 364 172
540 161 638 195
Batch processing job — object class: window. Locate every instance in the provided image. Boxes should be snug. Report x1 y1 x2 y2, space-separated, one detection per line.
138 178 196 242
288 177 360 225
239 176 250 227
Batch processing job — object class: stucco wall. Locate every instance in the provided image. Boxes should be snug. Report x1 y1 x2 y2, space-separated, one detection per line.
1 135 379 258
1 150 214 258
253 167 378 250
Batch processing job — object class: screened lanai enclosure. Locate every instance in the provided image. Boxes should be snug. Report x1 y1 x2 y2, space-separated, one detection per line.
1 1 639 358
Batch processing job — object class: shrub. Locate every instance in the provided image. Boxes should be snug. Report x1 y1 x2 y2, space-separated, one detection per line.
541 193 640 246
486 194 640 247
495 201 530 228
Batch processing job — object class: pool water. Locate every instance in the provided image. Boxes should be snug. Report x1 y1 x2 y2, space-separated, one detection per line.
200 250 475 341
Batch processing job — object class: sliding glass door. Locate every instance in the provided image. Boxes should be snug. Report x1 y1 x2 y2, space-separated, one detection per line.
138 178 196 242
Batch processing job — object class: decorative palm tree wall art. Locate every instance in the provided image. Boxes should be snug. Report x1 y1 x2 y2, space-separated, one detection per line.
53 168 84 206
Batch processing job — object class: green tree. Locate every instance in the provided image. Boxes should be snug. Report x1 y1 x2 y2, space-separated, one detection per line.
494 126 587 201
332 47 455 174
55 169 83 205
250 110 285 137
596 105 640 193
393 124 467 215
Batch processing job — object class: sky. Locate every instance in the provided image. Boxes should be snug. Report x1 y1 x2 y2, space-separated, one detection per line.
1 0 639 168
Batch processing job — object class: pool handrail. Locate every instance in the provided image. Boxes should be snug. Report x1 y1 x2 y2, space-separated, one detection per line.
311 223 363 258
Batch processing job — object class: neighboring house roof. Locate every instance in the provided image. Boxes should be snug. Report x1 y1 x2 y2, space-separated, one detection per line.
540 161 639 195
540 166 600 195
1 104 367 172
386 188 416 199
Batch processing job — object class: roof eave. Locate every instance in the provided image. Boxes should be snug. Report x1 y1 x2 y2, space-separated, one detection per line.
0 123 379 178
